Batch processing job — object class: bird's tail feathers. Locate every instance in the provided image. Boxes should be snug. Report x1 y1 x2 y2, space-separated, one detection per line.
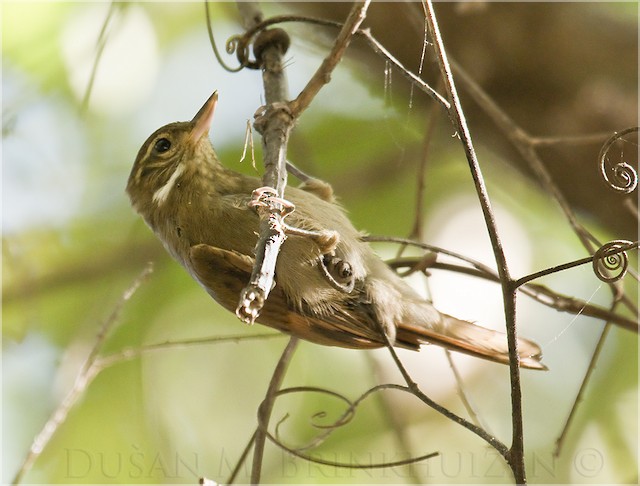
397 313 547 370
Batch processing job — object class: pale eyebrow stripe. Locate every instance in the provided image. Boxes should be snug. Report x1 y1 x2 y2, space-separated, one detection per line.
152 163 185 205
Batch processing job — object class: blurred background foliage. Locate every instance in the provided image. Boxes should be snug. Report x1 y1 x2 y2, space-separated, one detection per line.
3 1 638 484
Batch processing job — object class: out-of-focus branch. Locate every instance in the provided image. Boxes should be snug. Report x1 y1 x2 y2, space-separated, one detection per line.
11 264 153 485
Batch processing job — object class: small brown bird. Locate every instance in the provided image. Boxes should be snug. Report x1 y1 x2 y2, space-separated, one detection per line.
126 91 545 370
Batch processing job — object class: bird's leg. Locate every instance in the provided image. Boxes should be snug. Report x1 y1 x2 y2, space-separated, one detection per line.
286 161 335 202
249 186 339 254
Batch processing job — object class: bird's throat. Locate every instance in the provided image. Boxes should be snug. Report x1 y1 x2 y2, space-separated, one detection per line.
152 163 186 206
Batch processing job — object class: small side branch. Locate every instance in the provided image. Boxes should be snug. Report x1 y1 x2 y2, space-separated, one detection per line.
380 242 638 333
554 321 613 457
290 0 371 118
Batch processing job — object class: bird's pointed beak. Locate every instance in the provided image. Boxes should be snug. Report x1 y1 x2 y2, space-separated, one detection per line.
189 91 218 143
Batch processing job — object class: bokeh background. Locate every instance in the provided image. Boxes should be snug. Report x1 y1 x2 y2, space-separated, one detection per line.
3 2 638 484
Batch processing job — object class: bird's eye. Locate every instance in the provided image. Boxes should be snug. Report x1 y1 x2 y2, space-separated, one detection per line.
153 138 172 154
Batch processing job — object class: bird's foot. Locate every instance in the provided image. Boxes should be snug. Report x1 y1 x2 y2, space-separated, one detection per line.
250 187 339 254
319 254 355 293
249 186 295 217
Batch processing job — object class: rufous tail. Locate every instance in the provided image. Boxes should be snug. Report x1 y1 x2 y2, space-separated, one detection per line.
396 314 547 370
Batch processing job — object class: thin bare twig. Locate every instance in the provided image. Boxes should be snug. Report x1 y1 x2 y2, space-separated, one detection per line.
94 332 283 370
514 241 639 288
289 0 371 118
267 427 438 470
376 319 511 460
372 235 638 332
527 132 614 147
444 350 491 432
205 1 244 72
554 322 612 457
272 386 356 451
225 14 450 109
266 384 440 471
80 1 117 114
226 431 257 484
384 250 638 333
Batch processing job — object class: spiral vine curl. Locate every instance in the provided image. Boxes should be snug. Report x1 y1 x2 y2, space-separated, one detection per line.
271 386 356 452
205 3 303 71
598 126 639 194
257 384 439 471
592 240 635 283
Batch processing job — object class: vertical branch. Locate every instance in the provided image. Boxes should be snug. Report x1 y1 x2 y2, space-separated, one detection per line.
233 4 372 482
234 5 299 483
235 3 293 324
422 1 526 482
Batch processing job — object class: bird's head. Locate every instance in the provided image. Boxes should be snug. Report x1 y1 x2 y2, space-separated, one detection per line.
126 91 219 212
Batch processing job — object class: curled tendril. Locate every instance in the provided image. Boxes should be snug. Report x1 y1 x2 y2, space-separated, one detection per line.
204 2 244 72
225 35 240 55
225 34 261 70
592 240 633 283
269 387 356 452
263 385 439 470
598 127 639 194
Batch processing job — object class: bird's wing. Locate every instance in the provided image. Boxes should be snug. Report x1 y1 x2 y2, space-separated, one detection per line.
189 243 385 349
188 244 546 369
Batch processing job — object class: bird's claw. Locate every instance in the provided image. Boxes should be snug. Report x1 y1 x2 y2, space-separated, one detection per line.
249 186 295 217
249 186 338 253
